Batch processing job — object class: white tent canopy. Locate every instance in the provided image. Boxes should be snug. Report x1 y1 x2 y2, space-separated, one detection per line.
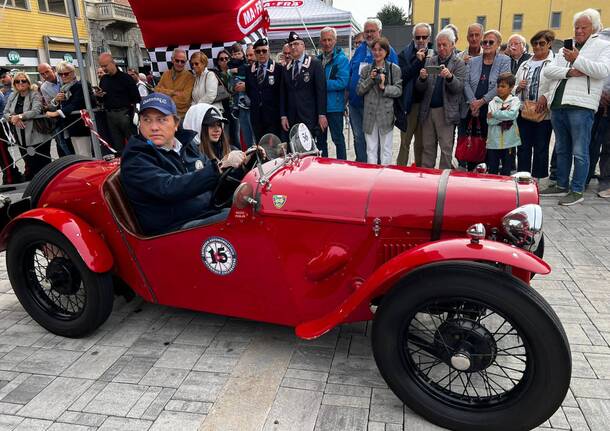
265 0 361 41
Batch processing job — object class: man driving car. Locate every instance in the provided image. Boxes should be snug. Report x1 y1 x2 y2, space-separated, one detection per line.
121 93 245 235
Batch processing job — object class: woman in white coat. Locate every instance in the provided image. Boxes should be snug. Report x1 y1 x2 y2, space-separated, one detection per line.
190 52 223 113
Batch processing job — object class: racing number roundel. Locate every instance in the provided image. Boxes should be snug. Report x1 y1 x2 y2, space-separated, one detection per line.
201 237 237 276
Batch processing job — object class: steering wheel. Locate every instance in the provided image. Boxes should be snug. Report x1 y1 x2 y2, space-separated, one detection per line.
211 166 242 209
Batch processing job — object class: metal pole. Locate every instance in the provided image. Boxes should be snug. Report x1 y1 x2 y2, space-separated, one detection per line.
498 0 504 33
432 0 440 39
66 0 102 159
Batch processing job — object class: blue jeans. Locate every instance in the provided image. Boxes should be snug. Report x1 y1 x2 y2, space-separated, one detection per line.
349 104 366 162
239 109 255 147
551 108 595 193
318 112 347 159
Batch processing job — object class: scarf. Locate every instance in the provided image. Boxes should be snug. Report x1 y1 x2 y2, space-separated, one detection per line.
321 51 334 69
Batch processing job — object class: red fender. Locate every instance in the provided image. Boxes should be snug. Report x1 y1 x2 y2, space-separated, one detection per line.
295 238 550 340
0 208 114 273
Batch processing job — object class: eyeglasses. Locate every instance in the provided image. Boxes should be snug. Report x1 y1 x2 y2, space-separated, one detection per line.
191 62 201 66
414 35 429 40
14 79 29 84
532 40 548 47
364 29 378 34
58 72 72 77
481 40 496 46
218 57 229 62
255 49 268 54
174 59 186 64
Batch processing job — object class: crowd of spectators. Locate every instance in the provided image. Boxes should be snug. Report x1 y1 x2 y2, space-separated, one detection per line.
1 8 609 206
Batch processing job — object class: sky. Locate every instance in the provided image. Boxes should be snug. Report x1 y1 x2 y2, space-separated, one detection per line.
332 0 408 27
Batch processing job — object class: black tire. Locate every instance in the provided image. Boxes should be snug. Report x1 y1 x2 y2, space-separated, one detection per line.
372 262 571 431
23 155 93 207
7 223 113 338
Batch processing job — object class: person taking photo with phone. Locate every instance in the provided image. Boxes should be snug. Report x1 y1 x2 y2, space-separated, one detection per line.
540 8 610 206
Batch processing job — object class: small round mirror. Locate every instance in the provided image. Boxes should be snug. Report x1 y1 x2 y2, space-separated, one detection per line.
289 123 316 153
258 133 284 160
233 183 255 209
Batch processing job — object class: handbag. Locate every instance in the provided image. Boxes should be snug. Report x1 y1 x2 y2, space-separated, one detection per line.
387 64 407 132
209 70 230 104
521 100 547 123
455 117 487 163
33 117 56 135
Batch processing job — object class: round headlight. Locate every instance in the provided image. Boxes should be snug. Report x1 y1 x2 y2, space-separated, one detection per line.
501 204 543 251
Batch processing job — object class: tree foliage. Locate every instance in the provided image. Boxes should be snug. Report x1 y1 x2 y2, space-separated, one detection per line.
376 3 408 26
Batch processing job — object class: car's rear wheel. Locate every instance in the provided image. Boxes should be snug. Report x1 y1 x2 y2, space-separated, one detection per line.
23 155 92 207
7 223 113 338
372 262 571 431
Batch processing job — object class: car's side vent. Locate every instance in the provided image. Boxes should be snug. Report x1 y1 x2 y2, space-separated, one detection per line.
382 241 416 262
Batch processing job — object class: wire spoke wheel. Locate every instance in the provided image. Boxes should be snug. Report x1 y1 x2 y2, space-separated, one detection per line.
7 223 114 338
403 298 528 407
24 241 87 320
372 263 571 431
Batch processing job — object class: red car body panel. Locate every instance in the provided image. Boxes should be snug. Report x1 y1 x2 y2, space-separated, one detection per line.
0 157 547 337
295 238 551 339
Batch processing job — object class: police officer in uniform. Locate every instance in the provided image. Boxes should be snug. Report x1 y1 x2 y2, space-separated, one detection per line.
245 38 284 141
280 32 327 140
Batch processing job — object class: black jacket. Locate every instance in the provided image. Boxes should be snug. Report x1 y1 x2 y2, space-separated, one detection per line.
280 54 326 134
120 129 219 235
246 59 283 139
398 42 426 114
59 81 96 137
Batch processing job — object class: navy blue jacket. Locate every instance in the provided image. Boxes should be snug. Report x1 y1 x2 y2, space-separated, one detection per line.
398 42 426 114
120 129 219 235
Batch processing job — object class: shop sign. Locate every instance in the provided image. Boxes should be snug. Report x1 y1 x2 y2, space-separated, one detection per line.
63 53 74 63
7 51 20 64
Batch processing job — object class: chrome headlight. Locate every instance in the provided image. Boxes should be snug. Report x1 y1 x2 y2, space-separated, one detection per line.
501 204 543 251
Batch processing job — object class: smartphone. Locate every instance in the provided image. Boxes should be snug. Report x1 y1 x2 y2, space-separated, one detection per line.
563 39 573 50
427 41 434 57
425 65 442 74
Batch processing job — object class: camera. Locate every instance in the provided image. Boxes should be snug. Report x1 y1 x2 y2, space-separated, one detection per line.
372 67 386 83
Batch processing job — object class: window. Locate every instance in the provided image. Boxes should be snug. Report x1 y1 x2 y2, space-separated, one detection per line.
512 14 523 31
477 15 487 30
5 0 28 8
38 0 79 16
441 18 450 28
551 12 561 28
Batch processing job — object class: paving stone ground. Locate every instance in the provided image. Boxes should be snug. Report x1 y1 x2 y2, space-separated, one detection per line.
1 136 610 430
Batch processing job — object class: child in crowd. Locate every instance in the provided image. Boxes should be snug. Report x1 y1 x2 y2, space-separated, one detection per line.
227 43 250 119
486 72 521 175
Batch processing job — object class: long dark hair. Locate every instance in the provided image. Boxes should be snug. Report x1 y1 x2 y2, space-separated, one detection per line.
199 121 230 161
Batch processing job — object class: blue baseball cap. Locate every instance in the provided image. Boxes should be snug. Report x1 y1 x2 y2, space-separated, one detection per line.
139 92 177 116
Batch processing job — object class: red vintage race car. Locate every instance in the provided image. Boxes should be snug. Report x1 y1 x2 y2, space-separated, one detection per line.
0 127 570 431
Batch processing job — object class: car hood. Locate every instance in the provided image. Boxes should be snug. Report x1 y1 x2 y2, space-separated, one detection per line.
256 157 538 233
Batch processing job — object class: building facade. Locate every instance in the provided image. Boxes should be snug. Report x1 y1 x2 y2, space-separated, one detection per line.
412 0 607 48
85 0 149 72
1 0 90 77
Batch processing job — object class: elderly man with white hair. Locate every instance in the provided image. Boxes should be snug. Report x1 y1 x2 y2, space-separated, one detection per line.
508 34 531 74
397 22 431 166
416 29 466 169
348 18 398 162
540 8 610 205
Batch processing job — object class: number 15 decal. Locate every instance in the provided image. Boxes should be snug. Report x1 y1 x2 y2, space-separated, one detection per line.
201 237 237 275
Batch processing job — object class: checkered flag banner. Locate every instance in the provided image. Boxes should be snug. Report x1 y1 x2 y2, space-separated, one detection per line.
148 29 267 76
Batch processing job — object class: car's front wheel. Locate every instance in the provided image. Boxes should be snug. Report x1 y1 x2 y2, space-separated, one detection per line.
372 262 571 431
7 223 114 338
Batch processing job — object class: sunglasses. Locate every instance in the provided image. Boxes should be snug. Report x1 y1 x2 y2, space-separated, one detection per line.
14 79 29 84
218 57 229 61
58 72 72 76
532 40 548 46
481 40 496 46
414 35 429 40
174 59 186 64
255 49 268 54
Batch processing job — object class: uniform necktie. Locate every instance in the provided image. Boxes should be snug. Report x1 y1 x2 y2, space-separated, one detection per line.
257 64 265 84
292 60 300 81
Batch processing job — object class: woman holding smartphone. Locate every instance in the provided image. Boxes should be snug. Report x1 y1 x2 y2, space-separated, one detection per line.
357 37 402 165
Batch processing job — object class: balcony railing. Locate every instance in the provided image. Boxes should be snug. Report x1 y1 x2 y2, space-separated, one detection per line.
92 2 137 24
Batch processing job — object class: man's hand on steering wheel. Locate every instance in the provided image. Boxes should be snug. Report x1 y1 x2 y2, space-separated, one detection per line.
218 150 246 170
